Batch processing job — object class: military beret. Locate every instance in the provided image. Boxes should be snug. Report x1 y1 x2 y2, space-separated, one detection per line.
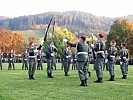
111 40 116 43
66 44 70 47
98 33 104 38
29 41 33 45
121 42 126 46
80 35 86 41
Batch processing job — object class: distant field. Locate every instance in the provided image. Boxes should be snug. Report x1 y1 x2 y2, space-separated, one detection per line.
0 63 133 100
14 30 44 37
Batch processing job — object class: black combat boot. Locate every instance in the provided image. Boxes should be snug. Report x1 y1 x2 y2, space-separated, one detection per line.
29 75 32 80
122 75 127 79
31 75 35 80
108 75 115 81
80 80 85 86
84 79 88 86
65 72 69 76
49 73 54 78
94 78 103 83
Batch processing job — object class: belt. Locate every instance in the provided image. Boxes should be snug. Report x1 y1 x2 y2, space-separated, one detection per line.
110 55 115 58
77 52 88 55
96 51 104 54
29 56 36 58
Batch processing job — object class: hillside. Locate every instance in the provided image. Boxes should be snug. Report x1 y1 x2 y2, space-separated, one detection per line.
0 11 133 36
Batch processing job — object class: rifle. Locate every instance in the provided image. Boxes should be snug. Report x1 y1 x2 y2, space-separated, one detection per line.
44 15 54 41
91 33 96 60
52 16 55 42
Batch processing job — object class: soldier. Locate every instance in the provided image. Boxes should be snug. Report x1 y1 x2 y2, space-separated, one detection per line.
45 40 57 78
27 41 43 80
63 35 90 86
92 33 105 83
72 52 77 70
107 40 117 81
0 49 3 70
120 42 129 79
37 50 43 70
22 49 28 70
62 44 72 76
8 49 15 70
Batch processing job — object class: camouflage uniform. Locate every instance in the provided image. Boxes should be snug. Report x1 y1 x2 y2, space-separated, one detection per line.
107 40 117 81
45 41 57 78
8 50 15 70
93 33 105 83
62 45 72 76
37 50 43 70
27 41 42 80
120 42 129 79
22 50 28 70
66 35 90 86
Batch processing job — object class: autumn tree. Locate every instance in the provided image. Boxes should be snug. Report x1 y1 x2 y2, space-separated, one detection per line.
107 18 133 57
0 29 24 56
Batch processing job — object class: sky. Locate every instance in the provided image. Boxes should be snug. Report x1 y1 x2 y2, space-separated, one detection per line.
0 0 133 18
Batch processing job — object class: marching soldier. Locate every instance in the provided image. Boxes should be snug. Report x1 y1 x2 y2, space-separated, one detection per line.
0 49 3 70
92 33 105 83
22 49 28 70
37 50 43 70
120 42 129 79
63 35 90 86
107 40 117 81
27 41 43 80
62 44 72 76
8 49 15 70
45 40 57 78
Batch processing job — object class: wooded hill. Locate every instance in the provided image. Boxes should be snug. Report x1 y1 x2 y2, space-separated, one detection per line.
0 11 133 36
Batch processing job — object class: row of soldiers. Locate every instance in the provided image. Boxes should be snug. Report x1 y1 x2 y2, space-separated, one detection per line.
0 33 129 86
63 33 129 86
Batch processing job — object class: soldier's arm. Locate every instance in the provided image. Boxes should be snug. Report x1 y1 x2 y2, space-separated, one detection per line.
67 41 77 47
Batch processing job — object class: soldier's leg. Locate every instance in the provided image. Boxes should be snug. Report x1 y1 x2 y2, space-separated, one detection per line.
83 62 89 86
31 59 36 79
47 59 52 78
77 62 86 86
94 58 103 83
40 62 43 70
120 63 125 78
64 62 68 76
12 61 15 70
122 62 128 79
26 61 28 70
8 60 11 70
108 61 115 81
28 58 33 79
22 62 24 70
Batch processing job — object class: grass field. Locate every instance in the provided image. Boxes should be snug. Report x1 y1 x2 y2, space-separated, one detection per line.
0 63 133 100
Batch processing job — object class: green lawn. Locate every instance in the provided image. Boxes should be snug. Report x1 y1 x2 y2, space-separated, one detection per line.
0 63 133 100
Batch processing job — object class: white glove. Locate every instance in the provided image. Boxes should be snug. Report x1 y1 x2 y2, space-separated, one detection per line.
63 39 68 43
120 61 123 65
51 53 54 57
52 45 56 48
34 49 38 53
91 44 94 48
40 40 44 46
105 58 108 63
66 56 69 58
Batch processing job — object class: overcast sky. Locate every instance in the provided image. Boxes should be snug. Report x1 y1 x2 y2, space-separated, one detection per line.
0 0 133 18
